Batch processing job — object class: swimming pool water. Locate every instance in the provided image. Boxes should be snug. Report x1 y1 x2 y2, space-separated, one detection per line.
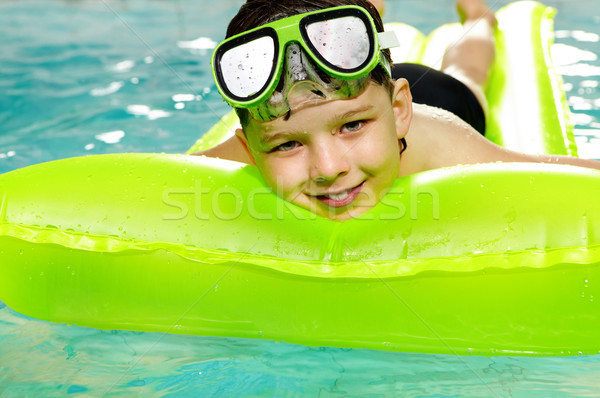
1 0 600 396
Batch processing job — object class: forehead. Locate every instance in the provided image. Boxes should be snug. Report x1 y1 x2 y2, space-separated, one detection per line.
243 81 390 139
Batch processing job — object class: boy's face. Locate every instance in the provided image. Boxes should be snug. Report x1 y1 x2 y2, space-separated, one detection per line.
237 79 412 221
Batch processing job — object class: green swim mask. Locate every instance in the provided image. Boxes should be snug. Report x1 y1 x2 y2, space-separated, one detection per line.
211 5 399 121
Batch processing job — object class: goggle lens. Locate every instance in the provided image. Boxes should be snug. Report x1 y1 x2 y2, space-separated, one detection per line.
305 15 371 70
219 35 276 98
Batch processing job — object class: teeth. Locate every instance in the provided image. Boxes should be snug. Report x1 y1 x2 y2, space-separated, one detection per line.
326 190 350 201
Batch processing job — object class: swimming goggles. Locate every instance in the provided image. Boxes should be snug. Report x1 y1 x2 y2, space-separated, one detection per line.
211 5 399 116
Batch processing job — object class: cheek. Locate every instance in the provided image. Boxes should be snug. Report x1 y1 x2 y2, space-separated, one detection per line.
358 123 400 172
255 157 303 192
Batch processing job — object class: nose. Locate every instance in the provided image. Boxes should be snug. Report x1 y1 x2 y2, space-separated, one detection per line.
310 143 350 183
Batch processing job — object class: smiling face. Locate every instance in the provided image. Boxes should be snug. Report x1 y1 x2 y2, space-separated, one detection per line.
236 79 412 221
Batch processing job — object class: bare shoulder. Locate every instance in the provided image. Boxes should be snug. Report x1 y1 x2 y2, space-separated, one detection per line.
399 104 517 175
398 104 482 175
399 103 600 173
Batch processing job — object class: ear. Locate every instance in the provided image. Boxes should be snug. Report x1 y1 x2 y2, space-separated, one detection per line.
392 78 413 140
235 128 256 165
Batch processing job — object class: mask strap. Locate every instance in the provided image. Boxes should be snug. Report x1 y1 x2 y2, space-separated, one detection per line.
376 31 399 76
377 31 400 49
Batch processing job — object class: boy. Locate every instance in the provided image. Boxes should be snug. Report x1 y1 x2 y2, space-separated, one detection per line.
198 0 600 221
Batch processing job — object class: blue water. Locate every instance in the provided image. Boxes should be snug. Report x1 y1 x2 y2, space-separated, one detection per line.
1 0 600 396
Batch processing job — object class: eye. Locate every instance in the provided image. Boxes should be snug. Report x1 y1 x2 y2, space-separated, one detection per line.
340 120 366 133
271 140 301 152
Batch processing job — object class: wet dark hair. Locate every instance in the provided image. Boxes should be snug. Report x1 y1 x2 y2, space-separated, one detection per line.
225 0 394 126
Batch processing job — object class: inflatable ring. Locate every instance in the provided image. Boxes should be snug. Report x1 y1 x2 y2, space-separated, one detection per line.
1 1 599 356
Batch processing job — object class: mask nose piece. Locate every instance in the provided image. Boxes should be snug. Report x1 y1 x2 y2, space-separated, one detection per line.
285 80 328 109
285 43 309 82
283 43 331 110
288 81 327 98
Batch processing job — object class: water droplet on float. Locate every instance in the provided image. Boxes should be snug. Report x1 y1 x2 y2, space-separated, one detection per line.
346 27 352 33
237 64 243 70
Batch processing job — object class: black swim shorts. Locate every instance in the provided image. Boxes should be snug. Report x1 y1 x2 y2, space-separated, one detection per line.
392 63 486 135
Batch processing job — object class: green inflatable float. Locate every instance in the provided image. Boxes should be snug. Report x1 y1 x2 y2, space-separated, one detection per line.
1 2 599 356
